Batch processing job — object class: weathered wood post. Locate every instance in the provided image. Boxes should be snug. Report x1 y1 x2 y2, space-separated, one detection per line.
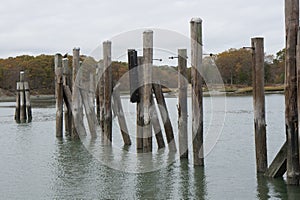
285 0 300 185
252 38 268 173
62 58 72 136
297 27 300 177
24 81 32 123
19 71 26 123
128 50 144 150
78 57 97 138
142 30 153 152
15 81 20 123
97 61 105 135
150 95 166 149
103 41 113 145
137 56 144 151
190 18 204 166
153 83 176 151
55 54 63 137
112 84 132 145
178 49 188 158
15 71 32 123
72 48 81 138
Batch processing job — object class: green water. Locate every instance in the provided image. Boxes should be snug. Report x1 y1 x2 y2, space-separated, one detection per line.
0 94 300 199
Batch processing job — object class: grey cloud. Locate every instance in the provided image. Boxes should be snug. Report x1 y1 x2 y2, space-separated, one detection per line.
0 0 285 58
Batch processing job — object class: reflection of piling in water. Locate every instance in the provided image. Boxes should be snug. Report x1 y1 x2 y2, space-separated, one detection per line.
15 71 32 123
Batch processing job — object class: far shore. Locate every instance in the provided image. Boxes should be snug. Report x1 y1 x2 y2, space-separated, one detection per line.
0 84 284 103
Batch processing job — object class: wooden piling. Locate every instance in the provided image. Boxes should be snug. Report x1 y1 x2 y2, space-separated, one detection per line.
137 56 144 150
190 18 204 166
72 48 81 138
19 71 26 123
112 84 132 145
153 83 176 151
150 95 165 149
265 142 287 178
77 57 97 138
98 61 105 136
252 37 267 173
128 49 140 103
24 82 32 123
285 0 300 185
62 58 72 136
297 27 300 176
15 82 20 122
55 54 63 137
103 41 113 145
178 49 188 158
142 30 153 152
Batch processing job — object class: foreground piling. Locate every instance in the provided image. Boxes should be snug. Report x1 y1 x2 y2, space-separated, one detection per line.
142 30 153 152
252 37 267 173
178 49 188 158
285 0 300 185
103 41 113 145
137 56 144 150
55 54 63 137
62 58 72 136
190 18 204 166
72 48 82 138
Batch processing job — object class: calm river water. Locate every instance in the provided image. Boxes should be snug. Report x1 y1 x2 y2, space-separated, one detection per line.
0 94 300 199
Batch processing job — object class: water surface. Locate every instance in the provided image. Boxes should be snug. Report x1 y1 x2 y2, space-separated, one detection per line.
0 94 300 199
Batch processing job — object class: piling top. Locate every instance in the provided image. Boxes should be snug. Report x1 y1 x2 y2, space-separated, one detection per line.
73 47 80 51
251 37 264 40
20 71 25 82
103 40 112 45
190 18 202 23
143 30 153 34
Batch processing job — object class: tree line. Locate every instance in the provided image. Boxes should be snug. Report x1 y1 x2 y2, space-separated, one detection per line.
0 48 285 95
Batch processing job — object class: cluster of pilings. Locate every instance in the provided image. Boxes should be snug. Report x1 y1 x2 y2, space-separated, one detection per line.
15 71 32 123
55 18 205 166
254 0 300 186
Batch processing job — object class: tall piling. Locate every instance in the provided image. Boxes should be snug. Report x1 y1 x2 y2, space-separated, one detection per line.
178 49 188 158
24 82 32 123
98 61 105 135
103 41 113 145
190 18 204 166
15 82 20 123
62 58 72 136
19 71 26 123
72 48 81 138
285 0 300 185
19 71 27 123
137 56 144 151
142 30 153 152
252 37 267 173
15 71 32 123
55 54 63 137
297 27 300 181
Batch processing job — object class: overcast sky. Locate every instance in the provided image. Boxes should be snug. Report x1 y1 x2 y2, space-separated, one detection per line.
0 0 285 60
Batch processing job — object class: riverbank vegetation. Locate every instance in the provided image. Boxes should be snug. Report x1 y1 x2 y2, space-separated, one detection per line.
0 48 285 95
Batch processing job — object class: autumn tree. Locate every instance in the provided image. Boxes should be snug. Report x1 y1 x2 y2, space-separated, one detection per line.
215 48 252 85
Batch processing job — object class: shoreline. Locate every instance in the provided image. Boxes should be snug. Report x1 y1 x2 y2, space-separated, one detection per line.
0 85 284 102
